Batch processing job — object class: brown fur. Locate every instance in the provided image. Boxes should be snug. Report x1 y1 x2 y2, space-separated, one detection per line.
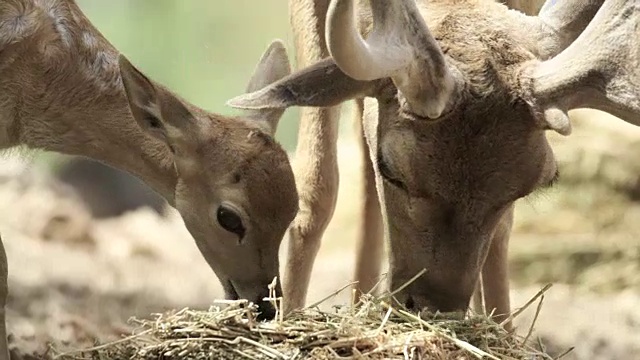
365 2 558 321
279 0 345 314
277 0 548 316
0 1 299 358
228 0 624 331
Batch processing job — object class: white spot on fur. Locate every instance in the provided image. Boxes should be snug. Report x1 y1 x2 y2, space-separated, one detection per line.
45 6 71 46
81 31 96 48
80 31 113 77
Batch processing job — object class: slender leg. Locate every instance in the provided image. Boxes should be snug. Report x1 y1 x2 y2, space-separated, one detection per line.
471 275 485 315
283 0 342 313
0 235 10 360
352 98 385 300
482 206 515 331
283 105 340 313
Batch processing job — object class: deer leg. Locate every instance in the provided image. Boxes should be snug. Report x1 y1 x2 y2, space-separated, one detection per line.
0 235 10 360
481 205 515 331
471 275 485 315
283 105 341 313
352 98 385 300
283 0 343 314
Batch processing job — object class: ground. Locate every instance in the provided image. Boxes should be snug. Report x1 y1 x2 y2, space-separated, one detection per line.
1 109 639 360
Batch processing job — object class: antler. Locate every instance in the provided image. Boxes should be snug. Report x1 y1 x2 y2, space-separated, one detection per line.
528 0 639 130
504 0 603 61
538 0 605 57
325 0 460 119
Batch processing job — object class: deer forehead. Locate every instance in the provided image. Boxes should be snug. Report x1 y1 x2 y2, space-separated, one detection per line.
378 103 550 200
241 159 298 232
196 129 297 219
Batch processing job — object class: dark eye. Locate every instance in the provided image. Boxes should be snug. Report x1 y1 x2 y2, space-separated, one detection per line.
376 150 408 191
216 205 246 240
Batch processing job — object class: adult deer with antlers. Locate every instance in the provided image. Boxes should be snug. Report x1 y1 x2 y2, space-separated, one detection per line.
0 0 299 358
229 0 638 328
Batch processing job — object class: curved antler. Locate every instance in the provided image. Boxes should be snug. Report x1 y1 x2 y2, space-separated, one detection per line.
538 0 605 57
506 0 604 60
529 0 639 129
325 0 460 119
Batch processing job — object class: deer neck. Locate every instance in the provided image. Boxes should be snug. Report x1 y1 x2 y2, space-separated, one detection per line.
6 42 178 204
22 95 178 205
18 76 178 204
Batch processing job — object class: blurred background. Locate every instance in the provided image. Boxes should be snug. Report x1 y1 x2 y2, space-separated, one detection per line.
2 1 639 360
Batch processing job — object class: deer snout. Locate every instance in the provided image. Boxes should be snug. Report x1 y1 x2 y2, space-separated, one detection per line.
256 296 277 321
226 278 283 321
394 278 473 317
401 293 469 317
254 282 282 321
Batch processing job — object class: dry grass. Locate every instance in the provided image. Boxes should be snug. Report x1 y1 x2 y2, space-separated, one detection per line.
51 278 559 360
508 235 640 293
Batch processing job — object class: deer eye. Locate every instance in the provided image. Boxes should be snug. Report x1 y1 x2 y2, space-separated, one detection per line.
216 205 246 240
377 149 408 192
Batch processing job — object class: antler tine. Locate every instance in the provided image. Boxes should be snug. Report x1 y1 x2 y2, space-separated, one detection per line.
537 0 605 56
504 0 604 61
325 0 460 119
530 0 639 127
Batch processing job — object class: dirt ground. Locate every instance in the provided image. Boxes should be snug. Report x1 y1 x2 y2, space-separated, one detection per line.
1 110 640 360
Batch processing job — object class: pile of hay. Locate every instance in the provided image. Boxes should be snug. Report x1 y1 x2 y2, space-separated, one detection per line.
52 283 558 360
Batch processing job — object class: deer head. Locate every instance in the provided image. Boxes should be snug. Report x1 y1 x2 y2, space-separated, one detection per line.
119 40 299 319
0 0 301 320
227 0 637 316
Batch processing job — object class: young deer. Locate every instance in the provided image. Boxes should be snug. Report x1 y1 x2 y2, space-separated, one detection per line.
229 0 638 328
0 0 299 357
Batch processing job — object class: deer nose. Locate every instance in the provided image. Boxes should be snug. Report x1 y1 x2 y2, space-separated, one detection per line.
253 279 282 321
224 280 278 321
403 294 469 316
256 299 277 321
397 282 472 315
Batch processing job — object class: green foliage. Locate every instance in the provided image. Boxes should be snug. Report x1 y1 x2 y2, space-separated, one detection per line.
77 0 301 151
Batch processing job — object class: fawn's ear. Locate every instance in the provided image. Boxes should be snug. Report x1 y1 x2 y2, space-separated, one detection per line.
227 57 376 114
119 54 198 153
236 40 291 136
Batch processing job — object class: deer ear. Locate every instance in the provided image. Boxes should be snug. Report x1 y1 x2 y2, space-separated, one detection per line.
238 40 292 136
246 40 291 94
118 54 198 152
227 57 376 114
